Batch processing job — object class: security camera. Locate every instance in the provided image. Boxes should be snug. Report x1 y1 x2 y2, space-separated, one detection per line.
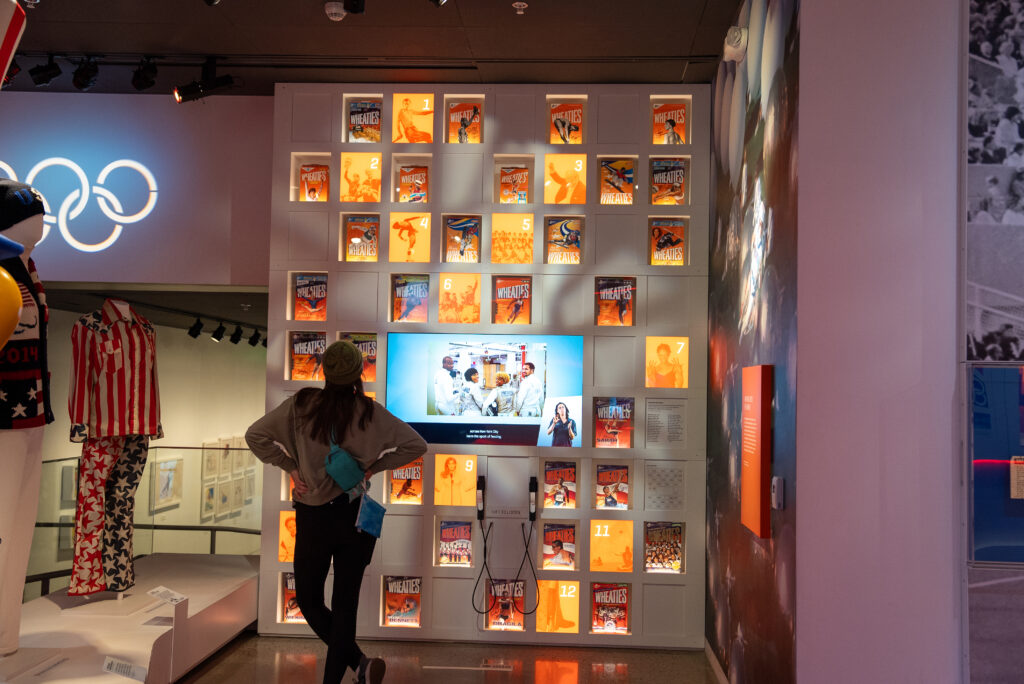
324 1 347 21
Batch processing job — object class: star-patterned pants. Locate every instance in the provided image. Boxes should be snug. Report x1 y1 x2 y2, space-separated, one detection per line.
69 435 149 596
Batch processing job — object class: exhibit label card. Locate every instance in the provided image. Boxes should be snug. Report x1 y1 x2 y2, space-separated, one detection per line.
103 657 147 681
741 365 772 538
147 585 187 605
644 461 685 511
645 398 687 447
1011 456 1024 500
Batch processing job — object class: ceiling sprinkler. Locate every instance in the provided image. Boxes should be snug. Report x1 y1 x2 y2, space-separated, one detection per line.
512 2 527 15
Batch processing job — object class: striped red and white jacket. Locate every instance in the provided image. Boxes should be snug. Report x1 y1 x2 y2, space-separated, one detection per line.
68 299 162 441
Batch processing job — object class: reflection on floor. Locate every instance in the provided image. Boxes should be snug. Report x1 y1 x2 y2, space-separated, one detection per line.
179 633 718 684
969 565 1024 684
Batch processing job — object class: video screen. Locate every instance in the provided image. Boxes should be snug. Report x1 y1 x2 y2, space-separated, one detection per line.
386 333 584 446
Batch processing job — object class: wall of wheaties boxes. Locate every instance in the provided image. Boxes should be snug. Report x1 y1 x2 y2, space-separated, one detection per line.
261 84 709 648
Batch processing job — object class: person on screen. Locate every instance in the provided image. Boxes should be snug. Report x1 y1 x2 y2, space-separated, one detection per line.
460 368 486 415
647 343 684 388
514 362 544 417
246 340 426 684
546 402 576 447
433 356 460 415
483 372 516 416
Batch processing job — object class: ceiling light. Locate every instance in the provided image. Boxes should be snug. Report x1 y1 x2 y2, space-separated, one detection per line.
204 0 222 5
173 57 234 103
512 1 527 14
187 318 204 338
29 56 61 87
229 326 243 344
248 330 262 347
324 1 347 20
343 0 365 14
429 0 449 6
210 322 226 342
72 57 99 92
2 59 19 90
131 58 158 91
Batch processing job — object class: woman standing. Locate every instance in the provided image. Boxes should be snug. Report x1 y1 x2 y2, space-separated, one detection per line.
546 402 577 447
246 341 426 684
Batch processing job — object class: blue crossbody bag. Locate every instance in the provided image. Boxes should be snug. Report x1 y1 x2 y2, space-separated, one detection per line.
324 442 386 538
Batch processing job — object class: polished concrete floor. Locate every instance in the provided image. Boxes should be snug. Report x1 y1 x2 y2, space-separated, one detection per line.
178 633 718 684
968 565 1024 684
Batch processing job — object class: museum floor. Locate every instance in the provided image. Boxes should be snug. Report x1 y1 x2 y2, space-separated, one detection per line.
178 634 718 684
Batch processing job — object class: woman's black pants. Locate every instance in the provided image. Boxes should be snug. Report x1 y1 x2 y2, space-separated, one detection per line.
293 493 377 684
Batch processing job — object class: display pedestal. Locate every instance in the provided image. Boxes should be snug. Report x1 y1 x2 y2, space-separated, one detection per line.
10 553 258 683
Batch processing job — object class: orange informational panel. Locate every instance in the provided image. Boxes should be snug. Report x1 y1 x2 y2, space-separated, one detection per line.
741 365 773 538
536 580 580 634
490 213 534 264
392 93 434 143
544 154 587 205
389 212 431 263
438 273 481 324
644 336 689 388
278 511 296 562
434 454 477 506
588 519 633 573
339 152 382 202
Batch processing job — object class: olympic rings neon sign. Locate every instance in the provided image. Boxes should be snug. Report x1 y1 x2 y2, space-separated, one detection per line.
0 158 158 253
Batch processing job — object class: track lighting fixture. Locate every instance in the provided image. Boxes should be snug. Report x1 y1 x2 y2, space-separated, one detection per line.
262 338 267 348
229 325 244 344
131 57 158 91
173 57 234 103
28 55 61 87
248 330 262 347
210 322 226 342
2 59 19 89
71 57 99 92
187 318 204 338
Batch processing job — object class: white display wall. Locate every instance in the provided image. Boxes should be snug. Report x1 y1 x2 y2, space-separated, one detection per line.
261 83 709 648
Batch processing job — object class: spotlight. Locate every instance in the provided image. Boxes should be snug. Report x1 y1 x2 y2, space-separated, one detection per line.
72 57 99 92
324 1 347 20
512 1 527 14
262 337 267 348
28 56 61 87
428 0 449 6
210 322 226 342
229 325 243 344
131 57 158 91
2 59 19 90
248 330 262 346
343 0 365 13
173 57 234 103
187 318 204 338
204 0 222 5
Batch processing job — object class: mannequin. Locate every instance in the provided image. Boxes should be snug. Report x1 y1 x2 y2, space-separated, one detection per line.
0 180 52 658
67 296 161 596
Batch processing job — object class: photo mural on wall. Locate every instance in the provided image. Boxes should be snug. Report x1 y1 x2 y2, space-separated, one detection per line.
706 0 798 682
965 0 1024 361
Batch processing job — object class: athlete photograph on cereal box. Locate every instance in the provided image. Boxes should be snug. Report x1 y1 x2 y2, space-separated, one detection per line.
398 165 429 203
499 167 530 204
594 397 635 449
486 579 525 631
293 273 327 322
383 576 421 628
348 98 382 143
443 215 481 263
544 460 577 509
549 101 584 144
591 582 629 634
338 333 377 382
599 158 635 205
594 276 636 327
544 217 582 265
650 157 688 205
391 274 429 323
343 214 379 262
542 523 576 570
492 276 531 325
299 164 329 202
289 332 326 381
438 520 473 567
651 101 688 144
448 100 482 144
389 455 423 505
